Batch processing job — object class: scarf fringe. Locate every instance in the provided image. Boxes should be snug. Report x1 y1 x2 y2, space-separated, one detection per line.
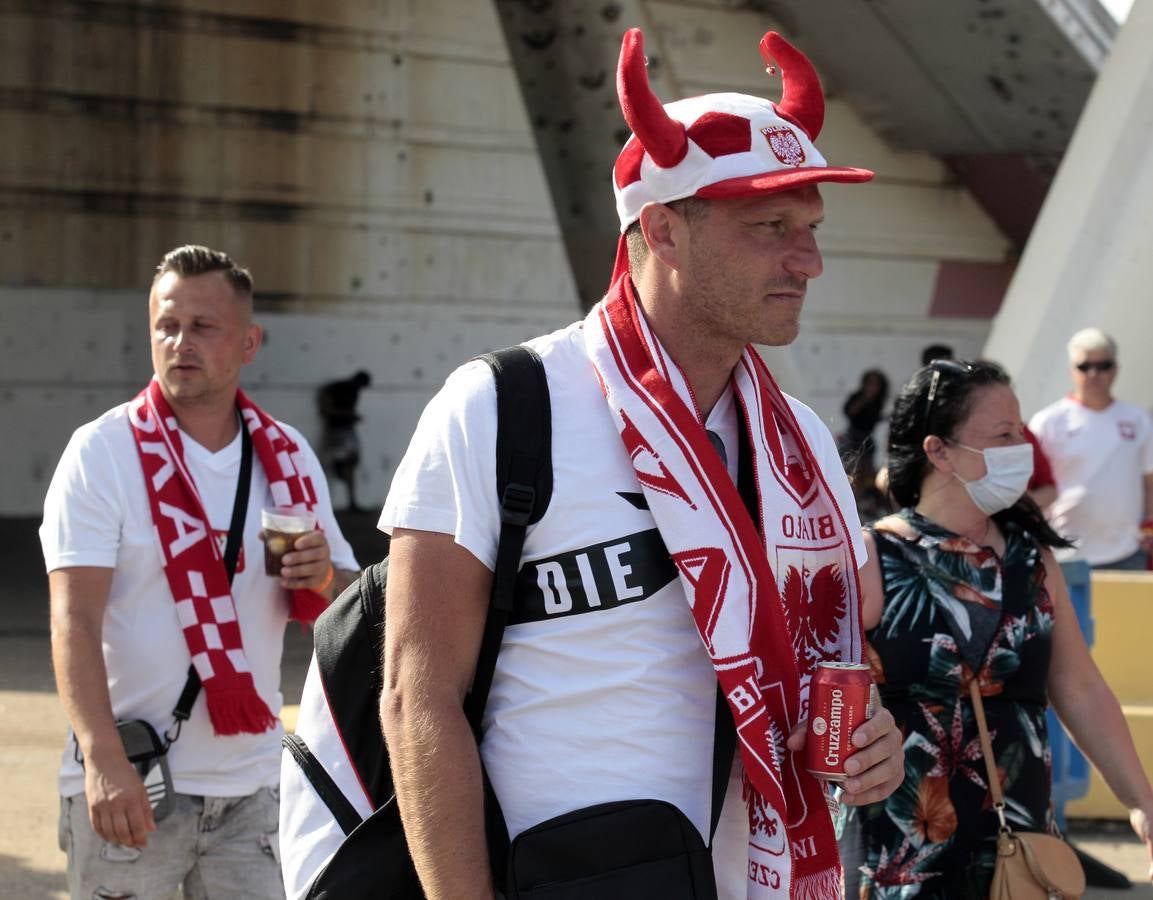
205 689 279 736
792 866 843 900
290 588 329 625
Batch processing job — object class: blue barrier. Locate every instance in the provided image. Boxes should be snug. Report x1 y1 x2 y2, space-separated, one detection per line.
1047 559 1093 828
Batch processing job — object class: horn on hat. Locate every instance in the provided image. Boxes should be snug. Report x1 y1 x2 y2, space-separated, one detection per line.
759 32 825 141
617 28 688 169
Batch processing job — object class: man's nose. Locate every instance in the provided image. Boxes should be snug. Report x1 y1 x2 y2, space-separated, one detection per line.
784 231 823 280
171 329 193 352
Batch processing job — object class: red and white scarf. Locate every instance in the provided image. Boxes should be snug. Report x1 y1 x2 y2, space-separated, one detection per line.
584 277 863 899
128 379 329 736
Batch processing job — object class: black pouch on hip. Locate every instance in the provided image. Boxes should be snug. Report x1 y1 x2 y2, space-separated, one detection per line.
73 718 175 822
504 798 718 900
115 719 175 822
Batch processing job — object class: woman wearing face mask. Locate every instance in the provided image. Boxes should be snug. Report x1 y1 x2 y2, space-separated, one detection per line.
845 359 1153 897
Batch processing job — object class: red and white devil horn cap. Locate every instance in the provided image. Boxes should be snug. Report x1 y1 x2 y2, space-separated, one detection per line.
612 28 873 233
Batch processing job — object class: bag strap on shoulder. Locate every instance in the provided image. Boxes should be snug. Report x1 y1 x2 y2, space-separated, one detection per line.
463 346 552 885
462 346 552 738
969 678 1009 830
283 733 363 836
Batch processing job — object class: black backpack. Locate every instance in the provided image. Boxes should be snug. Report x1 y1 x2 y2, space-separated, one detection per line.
279 345 552 899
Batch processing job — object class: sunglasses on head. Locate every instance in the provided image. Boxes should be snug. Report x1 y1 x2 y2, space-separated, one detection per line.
1075 360 1115 373
921 359 973 436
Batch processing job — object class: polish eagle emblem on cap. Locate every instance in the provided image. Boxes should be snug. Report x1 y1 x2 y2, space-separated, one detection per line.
761 125 806 167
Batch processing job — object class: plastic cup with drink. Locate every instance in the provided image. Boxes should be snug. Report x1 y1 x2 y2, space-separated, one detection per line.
261 506 316 576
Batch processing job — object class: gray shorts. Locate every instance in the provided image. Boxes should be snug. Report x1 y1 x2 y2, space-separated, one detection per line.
59 787 285 900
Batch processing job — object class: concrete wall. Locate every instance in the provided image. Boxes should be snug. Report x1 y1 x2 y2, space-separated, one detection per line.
1 0 1013 515
0 0 579 514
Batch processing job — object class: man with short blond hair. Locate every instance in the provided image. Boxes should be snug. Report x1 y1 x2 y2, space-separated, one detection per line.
1030 327 1153 569
41 245 359 899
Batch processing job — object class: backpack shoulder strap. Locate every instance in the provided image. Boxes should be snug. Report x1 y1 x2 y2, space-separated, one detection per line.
464 346 552 890
491 345 553 521
283 733 363 836
462 345 552 737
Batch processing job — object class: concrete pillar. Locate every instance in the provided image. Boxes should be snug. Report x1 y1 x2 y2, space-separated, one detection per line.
984 0 1153 416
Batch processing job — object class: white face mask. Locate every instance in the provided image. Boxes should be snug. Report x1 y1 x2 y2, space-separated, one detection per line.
951 442 1035 515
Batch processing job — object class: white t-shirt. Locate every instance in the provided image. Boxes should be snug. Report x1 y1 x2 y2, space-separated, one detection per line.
1029 396 1153 565
379 322 865 895
41 402 358 798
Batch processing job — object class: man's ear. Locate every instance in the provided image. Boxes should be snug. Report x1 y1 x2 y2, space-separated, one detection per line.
638 202 690 272
242 323 262 366
922 435 952 473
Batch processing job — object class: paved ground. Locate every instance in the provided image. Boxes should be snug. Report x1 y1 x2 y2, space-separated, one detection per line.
1 514 1149 898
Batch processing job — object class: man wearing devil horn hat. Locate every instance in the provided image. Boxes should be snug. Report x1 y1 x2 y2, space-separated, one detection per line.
380 28 903 899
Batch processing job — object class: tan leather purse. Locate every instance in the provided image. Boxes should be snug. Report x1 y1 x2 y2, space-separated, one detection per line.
970 680 1085 899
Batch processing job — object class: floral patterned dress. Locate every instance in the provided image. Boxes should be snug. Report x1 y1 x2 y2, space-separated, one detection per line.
850 510 1058 899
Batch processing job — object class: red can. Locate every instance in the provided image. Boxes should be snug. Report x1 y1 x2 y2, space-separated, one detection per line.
804 662 874 781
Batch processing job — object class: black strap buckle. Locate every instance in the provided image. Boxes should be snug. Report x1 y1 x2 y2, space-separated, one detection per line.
162 717 184 750
500 483 535 526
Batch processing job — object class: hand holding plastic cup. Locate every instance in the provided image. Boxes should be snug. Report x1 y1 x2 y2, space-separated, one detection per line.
261 506 317 576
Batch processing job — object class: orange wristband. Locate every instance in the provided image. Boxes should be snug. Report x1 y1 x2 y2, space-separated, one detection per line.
315 563 335 593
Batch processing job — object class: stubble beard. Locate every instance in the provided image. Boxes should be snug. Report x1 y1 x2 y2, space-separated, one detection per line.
744 286 805 348
681 240 808 350
160 373 209 407
761 313 801 348
158 363 230 411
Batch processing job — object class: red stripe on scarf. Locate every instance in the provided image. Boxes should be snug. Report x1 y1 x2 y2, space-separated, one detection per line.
740 352 866 662
586 277 859 898
237 404 330 626
129 380 328 736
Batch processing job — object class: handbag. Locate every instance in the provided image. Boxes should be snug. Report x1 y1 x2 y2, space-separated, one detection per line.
969 679 1085 899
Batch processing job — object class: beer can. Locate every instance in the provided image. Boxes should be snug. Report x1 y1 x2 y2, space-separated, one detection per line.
805 662 874 781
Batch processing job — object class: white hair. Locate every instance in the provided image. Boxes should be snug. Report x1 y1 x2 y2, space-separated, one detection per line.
1067 327 1116 362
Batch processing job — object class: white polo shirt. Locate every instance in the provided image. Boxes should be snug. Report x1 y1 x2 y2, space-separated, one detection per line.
41 404 358 797
1029 396 1153 564
380 322 865 897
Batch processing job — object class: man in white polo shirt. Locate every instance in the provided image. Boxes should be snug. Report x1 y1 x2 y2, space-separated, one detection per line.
1029 327 1153 569
40 245 360 899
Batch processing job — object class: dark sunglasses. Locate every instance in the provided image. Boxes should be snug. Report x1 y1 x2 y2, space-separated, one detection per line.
921 359 973 436
1075 360 1115 373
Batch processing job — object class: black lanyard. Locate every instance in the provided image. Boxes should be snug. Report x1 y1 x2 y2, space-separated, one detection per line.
166 420 254 744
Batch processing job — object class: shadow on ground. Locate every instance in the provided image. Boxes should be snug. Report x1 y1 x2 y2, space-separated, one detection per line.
0 852 67 898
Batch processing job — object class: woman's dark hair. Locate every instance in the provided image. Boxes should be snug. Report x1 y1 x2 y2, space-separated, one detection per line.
887 359 1072 548
920 343 954 366
860 368 890 402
